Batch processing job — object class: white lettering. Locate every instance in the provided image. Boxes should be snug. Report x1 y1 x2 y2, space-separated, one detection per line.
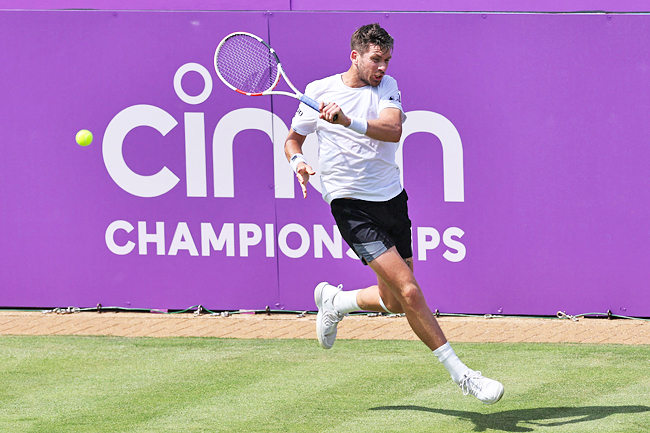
417 227 441 261
398 111 465 202
138 221 165 255
104 104 464 201
200 223 235 256
265 224 275 257
173 63 213 105
278 223 310 258
443 227 466 262
184 112 207 197
168 222 199 256
105 220 465 262
103 105 179 197
239 223 262 257
105 220 135 255
212 108 291 198
314 225 342 259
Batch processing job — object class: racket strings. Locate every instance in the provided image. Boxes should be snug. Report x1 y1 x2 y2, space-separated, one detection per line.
216 35 279 94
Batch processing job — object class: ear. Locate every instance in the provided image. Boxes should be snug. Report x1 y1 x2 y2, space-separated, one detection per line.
350 50 359 65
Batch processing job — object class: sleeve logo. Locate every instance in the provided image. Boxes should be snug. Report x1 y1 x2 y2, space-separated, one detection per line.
389 92 402 103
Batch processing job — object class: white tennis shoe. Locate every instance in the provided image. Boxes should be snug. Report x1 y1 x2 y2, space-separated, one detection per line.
314 282 345 349
459 370 504 404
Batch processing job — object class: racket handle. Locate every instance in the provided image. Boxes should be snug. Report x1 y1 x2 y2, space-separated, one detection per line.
299 94 320 112
300 95 338 121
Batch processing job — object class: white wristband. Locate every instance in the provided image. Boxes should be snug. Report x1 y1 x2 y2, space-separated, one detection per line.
290 153 308 173
346 117 368 135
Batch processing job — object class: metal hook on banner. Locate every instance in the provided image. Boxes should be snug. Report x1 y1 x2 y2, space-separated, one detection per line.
557 311 582 322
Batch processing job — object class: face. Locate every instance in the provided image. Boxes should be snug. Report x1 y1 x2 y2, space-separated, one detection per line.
352 44 392 87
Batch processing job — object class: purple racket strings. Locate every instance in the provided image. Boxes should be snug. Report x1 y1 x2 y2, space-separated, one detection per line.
216 34 279 94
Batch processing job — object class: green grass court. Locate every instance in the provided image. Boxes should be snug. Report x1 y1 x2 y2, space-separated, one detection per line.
0 336 648 432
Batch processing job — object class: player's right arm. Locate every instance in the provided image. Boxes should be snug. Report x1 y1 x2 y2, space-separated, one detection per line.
320 102 402 142
284 129 315 199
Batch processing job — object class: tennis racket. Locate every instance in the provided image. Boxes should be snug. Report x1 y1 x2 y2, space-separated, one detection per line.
214 32 335 119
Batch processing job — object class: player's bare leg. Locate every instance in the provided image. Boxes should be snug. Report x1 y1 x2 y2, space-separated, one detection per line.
357 256 433 315
313 246 504 404
356 278 403 314
317 251 446 349
316 248 446 349
365 247 504 404
366 247 447 350
314 275 400 349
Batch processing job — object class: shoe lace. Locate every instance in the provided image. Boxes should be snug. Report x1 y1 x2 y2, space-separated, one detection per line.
459 371 484 396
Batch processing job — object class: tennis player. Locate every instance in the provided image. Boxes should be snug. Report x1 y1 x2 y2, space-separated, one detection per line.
284 23 504 404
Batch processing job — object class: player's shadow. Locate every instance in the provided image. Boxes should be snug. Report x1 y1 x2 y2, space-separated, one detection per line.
369 405 650 432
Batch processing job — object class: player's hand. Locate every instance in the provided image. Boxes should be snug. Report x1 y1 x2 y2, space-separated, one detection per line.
319 102 346 125
295 162 315 198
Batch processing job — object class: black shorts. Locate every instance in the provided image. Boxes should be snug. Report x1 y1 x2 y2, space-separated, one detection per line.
330 189 412 265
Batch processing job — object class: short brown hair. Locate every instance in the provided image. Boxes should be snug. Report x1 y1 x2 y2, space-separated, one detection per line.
350 23 394 55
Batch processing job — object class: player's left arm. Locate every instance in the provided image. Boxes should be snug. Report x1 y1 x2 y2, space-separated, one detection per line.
364 107 403 143
320 103 402 143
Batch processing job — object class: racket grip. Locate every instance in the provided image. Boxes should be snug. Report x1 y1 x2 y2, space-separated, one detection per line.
300 95 338 122
299 94 320 112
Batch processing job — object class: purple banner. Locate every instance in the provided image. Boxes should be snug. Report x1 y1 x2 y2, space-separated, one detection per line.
1 11 649 316
0 1 291 11
3 1 650 12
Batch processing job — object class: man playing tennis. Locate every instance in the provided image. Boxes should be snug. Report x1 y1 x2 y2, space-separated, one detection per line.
284 23 504 404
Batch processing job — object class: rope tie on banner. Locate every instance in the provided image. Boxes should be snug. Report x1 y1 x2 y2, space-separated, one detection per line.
365 312 405 318
30 305 650 321
210 311 231 317
557 311 583 322
42 307 80 315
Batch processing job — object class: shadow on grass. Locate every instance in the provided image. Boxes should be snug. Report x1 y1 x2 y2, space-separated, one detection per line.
369 405 650 432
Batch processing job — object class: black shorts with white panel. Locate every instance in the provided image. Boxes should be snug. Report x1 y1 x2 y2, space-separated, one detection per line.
330 189 412 265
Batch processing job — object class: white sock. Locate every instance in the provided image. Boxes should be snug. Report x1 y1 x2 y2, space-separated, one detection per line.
433 342 471 384
332 289 361 314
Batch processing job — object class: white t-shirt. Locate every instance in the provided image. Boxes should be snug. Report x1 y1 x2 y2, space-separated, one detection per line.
291 74 407 204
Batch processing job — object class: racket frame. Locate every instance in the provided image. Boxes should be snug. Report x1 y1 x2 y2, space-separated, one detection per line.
214 31 321 112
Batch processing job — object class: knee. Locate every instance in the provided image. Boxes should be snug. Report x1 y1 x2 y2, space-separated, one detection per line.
398 283 424 308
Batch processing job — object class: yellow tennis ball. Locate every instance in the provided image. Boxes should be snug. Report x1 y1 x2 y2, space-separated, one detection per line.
76 129 93 147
